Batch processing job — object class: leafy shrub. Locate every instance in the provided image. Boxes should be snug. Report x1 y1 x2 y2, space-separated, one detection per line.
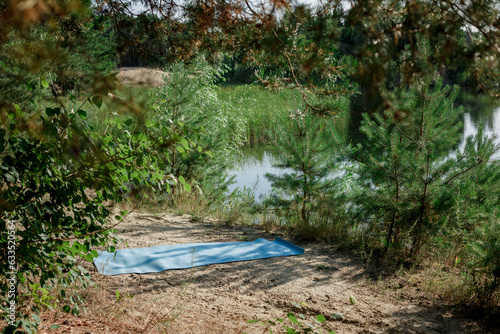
0 83 174 331
149 58 247 196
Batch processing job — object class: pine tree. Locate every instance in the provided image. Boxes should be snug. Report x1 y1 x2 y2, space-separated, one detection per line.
356 77 500 260
264 106 347 238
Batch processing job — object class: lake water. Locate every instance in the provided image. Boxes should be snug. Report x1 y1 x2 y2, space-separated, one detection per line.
228 101 500 199
462 107 500 155
227 146 281 200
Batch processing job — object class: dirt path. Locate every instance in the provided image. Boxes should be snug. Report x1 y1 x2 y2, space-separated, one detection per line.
38 212 491 333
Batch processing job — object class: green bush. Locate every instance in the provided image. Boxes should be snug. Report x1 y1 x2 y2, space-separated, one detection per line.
0 82 181 331
149 58 247 198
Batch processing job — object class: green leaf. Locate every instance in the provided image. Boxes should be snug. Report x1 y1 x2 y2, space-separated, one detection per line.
115 290 120 300
349 296 356 305
71 306 80 316
41 78 49 88
179 137 189 150
5 173 15 182
77 266 88 275
178 176 191 192
14 104 22 117
77 110 87 120
247 320 259 323
92 96 103 108
90 250 99 258
31 313 41 323
176 146 185 153
63 305 70 313
316 315 326 323
51 324 61 329
132 133 146 143
124 118 133 126
287 312 299 324
21 322 33 334
145 119 154 128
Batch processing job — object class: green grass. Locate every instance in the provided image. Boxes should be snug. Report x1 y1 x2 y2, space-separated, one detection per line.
96 82 300 147
217 84 302 145
83 83 299 147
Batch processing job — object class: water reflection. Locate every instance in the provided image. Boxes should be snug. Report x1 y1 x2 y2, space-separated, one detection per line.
455 93 500 159
462 107 500 159
229 97 500 198
227 147 283 200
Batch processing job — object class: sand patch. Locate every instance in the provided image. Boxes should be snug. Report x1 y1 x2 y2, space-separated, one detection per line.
36 212 493 333
116 67 166 87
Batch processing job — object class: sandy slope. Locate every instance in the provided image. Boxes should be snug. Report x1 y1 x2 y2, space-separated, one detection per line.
36 212 494 333
115 67 166 87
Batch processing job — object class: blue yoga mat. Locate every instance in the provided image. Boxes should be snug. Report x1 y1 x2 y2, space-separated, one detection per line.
93 237 304 275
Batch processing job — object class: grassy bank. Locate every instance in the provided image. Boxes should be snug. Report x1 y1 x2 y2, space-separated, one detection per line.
217 84 300 145
87 82 297 146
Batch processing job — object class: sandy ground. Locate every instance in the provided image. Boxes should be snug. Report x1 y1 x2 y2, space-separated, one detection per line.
34 212 496 334
115 67 166 87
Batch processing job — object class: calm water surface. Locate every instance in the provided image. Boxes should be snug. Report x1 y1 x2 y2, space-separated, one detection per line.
228 100 500 199
227 146 281 200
